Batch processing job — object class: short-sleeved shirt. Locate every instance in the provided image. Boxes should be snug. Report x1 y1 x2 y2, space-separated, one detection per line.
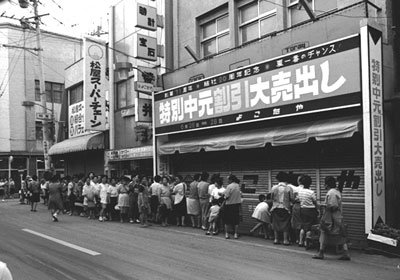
271 182 293 212
223 183 242 205
197 181 209 200
188 181 199 200
298 188 316 208
149 182 161 197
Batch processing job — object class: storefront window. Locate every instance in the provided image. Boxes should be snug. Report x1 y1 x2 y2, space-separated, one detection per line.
11 157 27 170
288 0 337 26
35 80 64 104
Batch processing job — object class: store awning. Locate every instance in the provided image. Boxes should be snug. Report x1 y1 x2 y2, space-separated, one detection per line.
48 132 104 155
158 116 362 155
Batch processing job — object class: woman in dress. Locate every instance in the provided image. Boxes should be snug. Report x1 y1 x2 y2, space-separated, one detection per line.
117 176 130 223
47 174 63 222
186 174 201 228
173 175 187 226
271 172 294 245
29 175 41 212
222 174 242 239
158 176 172 227
313 176 351 260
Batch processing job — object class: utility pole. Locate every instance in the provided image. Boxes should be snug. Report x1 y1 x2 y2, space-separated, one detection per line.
33 0 52 171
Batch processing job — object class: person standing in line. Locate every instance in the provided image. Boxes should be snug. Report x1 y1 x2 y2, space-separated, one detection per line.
117 176 130 223
250 194 271 239
8 178 15 199
173 175 187 226
186 174 201 228
149 175 162 223
107 177 119 221
222 174 242 239
198 172 210 230
0 178 5 202
29 175 40 212
290 176 303 244
313 176 351 261
67 176 79 216
206 199 220 235
128 175 140 224
270 172 294 245
48 175 63 222
158 176 172 227
138 181 151 227
83 177 97 219
297 175 318 247
98 175 110 222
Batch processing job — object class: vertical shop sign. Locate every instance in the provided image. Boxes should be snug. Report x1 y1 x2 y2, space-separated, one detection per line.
134 34 157 61
84 37 108 131
69 101 86 138
135 98 152 122
361 25 385 232
135 3 157 31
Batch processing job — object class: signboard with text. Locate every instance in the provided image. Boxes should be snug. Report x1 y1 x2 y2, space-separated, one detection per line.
135 3 157 31
106 146 153 161
134 34 157 61
361 25 385 232
154 35 362 135
69 101 86 138
84 37 108 131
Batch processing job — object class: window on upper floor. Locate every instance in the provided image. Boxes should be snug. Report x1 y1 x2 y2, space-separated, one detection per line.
116 77 134 110
35 80 64 104
239 0 277 44
288 0 337 26
69 83 83 105
201 14 230 57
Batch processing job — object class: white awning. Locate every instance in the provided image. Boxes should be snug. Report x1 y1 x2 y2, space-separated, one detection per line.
48 132 104 155
158 116 362 155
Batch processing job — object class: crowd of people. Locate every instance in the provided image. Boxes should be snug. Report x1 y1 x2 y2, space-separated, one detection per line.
15 170 350 260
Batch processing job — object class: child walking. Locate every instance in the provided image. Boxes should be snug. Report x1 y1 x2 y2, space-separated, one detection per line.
206 199 220 235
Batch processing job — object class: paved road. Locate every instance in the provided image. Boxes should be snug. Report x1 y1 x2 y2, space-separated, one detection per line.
0 200 399 280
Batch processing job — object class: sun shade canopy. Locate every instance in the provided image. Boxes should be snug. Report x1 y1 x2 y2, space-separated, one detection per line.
48 132 104 155
158 116 361 155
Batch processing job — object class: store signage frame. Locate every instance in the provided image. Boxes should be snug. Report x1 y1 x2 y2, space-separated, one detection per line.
154 34 362 136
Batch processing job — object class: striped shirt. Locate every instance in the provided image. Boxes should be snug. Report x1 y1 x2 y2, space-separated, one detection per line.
298 188 316 208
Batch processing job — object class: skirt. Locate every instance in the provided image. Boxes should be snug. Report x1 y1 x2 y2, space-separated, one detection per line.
291 203 302 230
223 203 241 226
186 198 200 215
48 197 63 210
118 193 129 208
174 197 187 217
271 208 291 232
150 196 159 215
300 208 318 231
31 192 40 203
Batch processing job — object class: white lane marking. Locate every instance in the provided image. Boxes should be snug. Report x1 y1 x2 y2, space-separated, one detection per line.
22 229 101 256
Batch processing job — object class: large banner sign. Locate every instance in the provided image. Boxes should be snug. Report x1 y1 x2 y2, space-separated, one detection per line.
361 25 385 232
84 37 108 131
154 35 361 135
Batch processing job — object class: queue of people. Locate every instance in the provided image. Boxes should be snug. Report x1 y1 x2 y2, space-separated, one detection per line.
17 170 350 260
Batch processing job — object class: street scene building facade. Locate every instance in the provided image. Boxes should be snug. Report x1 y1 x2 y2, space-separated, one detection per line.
0 22 82 188
153 0 397 248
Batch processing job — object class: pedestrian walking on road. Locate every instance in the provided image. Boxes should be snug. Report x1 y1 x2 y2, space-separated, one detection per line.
313 176 351 261
222 174 242 239
28 175 40 212
48 175 63 222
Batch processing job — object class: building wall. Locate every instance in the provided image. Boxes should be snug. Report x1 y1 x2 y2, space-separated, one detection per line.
0 24 82 155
